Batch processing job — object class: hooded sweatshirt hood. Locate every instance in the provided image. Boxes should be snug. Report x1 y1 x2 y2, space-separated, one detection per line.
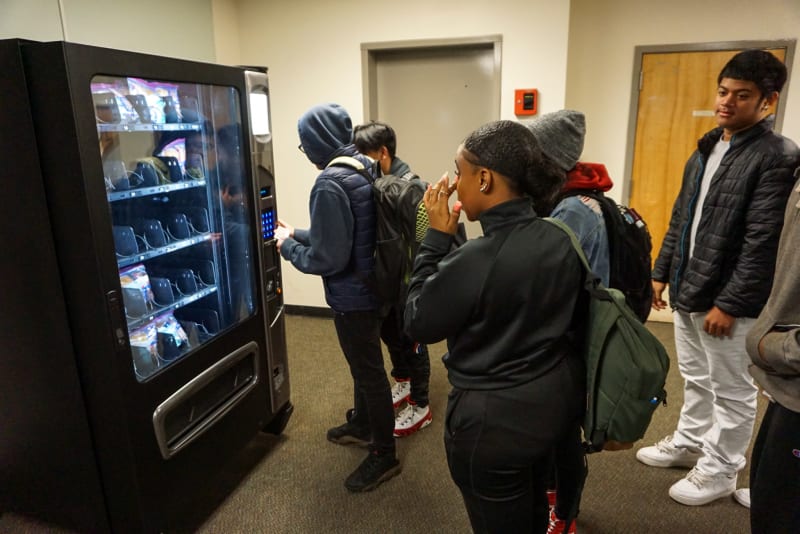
297 103 353 167
563 162 614 193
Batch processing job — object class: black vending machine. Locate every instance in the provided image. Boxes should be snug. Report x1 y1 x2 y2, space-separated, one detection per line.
0 39 291 533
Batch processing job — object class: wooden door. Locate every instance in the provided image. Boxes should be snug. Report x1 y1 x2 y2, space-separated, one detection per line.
629 48 786 260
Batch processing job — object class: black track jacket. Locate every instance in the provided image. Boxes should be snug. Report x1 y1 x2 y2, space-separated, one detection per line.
404 198 583 390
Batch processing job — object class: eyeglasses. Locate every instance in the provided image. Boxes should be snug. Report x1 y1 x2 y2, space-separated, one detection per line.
297 143 305 153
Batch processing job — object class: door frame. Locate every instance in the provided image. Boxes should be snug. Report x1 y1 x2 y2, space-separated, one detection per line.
622 39 796 203
359 34 503 120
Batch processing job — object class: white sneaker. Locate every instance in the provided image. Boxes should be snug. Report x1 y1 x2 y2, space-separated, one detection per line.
393 403 432 437
636 435 702 468
391 380 411 409
668 467 736 506
733 488 751 509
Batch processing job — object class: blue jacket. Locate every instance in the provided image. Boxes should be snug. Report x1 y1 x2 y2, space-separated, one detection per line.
280 146 378 312
551 195 610 286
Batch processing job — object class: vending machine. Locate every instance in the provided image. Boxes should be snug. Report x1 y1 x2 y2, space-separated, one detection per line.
0 39 291 533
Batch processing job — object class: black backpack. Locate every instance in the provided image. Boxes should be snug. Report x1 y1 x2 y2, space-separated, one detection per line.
562 190 654 322
327 156 426 306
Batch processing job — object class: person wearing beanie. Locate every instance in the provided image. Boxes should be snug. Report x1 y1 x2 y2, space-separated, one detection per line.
527 109 607 534
276 103 400 492
525 109 586 174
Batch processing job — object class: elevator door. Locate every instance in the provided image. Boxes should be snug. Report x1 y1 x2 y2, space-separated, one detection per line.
368 42 500 238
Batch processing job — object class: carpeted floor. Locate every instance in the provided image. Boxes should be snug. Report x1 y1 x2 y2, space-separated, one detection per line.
191 314 760 534
1 314 761 533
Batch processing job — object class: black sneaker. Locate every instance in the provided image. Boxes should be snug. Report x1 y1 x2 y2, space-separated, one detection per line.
344 451 401 492
326 422 371 447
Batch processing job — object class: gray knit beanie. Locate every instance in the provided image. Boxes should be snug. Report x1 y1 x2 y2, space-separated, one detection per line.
525 110 586 172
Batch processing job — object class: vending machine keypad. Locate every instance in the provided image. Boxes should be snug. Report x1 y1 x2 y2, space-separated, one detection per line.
261 208 275 241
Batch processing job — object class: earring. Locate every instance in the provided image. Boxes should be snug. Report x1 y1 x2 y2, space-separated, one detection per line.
480 184 487 192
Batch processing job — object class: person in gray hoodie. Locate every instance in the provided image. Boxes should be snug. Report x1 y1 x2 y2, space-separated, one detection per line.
744 175 800 533
276 103 400 492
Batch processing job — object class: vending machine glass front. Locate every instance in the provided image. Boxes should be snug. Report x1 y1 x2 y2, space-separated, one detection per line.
91 75 257 381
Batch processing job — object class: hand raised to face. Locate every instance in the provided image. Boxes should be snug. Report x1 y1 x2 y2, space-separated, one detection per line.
423 173 461 236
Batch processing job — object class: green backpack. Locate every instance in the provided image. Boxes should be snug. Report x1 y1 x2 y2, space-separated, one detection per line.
546 217 670 453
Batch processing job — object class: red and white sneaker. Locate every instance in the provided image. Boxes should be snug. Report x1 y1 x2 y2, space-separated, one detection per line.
391 379 411 409
547 489 557 509
546 508 577 534
393 403 432 437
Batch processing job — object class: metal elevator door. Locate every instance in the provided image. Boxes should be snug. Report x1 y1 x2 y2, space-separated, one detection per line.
367 42 500 238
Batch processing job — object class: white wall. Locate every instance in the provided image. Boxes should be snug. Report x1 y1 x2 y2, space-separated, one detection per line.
230 0 573 308
566 0 800 203
0 0 63 41
7 0 798 311
211 0 240 66
0 0 216 62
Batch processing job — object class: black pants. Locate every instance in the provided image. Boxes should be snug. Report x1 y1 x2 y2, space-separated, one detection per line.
750 400 800 533
333 310 395 455
550 423 588 522
381 305 430 407
444 355 584 534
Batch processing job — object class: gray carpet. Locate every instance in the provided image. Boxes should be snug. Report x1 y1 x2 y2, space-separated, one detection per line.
194 315 759 534
1 315 760 533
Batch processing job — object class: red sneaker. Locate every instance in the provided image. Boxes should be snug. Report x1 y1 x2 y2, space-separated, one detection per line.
393 403 432 437
391 379 411 409
546 508 577 534
547 489 557 509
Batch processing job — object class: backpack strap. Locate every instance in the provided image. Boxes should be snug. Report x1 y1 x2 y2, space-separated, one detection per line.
544 217 599 287
326 156 374 183
545 217 624 306
327 155 366 171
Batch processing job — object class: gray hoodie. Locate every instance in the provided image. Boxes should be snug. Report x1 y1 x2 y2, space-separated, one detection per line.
746 176 800 413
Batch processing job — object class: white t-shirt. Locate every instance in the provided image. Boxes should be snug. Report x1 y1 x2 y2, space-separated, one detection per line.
690 137 730 258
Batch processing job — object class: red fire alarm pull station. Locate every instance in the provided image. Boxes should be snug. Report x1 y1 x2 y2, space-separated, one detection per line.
515 89 538 116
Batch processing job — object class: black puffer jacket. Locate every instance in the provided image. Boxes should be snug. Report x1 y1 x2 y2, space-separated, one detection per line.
652 117 800 317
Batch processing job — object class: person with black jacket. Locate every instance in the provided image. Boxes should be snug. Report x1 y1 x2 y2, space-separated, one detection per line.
276 103 400 492
528 109 593 534
353 121 433 438
636 50 800 506
404 120 585 533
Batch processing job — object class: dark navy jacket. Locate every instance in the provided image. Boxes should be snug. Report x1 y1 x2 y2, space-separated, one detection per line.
280 146 379 312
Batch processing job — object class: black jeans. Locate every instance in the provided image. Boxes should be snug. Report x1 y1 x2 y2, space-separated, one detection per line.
444 354 584 534
333 310 395 455
381 305 430 407
550 423 588 523
750 400 800 534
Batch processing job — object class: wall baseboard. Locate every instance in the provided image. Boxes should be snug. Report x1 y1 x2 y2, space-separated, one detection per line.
284 305 334 318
